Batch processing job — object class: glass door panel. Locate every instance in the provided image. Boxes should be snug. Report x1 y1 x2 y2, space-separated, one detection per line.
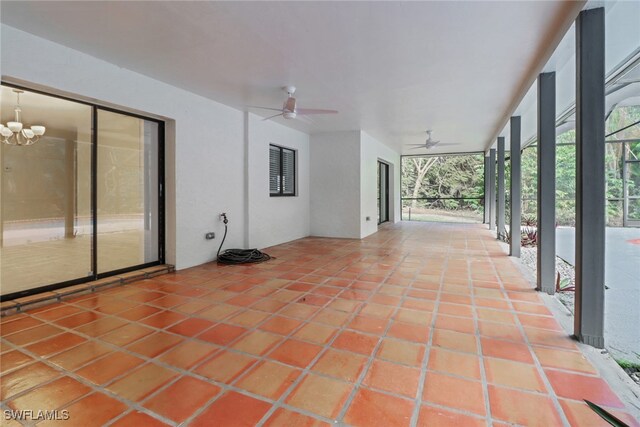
96 109 159 273
1 86 93 295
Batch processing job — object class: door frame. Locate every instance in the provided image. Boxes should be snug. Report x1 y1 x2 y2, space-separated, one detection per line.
378 160 390 225
1 81 165 301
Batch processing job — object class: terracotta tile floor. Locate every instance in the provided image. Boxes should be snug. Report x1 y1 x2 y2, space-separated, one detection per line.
1 222 638 426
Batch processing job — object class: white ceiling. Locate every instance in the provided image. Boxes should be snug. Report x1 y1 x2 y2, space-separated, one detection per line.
0 1 583 154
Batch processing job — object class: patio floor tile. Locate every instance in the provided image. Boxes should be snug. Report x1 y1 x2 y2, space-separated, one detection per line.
263 408 329 427
268 339 323 368
310 348 367 382
344 388 414 427
484 357 546 392
190 391 271 427
285 373 352 419
423 371 486 416
488 385 564 426
7 376 90 412
142 376 220 423
235 360 300 399
417 405 487 427
363 359 421 397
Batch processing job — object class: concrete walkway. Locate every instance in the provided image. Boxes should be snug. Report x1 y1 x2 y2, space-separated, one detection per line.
556 227 640 363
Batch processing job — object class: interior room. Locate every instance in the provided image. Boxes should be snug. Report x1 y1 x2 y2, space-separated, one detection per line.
0 1 639 426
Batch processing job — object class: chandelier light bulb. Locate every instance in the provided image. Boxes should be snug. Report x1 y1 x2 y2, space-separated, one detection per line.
7 121 23 132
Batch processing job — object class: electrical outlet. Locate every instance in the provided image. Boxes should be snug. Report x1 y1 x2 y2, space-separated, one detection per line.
366 216 371 221
205 232 215 240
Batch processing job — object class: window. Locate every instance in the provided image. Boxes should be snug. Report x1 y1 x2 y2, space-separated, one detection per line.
270 144 296 196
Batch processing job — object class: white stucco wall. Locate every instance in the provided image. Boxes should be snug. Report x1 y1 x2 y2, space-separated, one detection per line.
309 131 362 239
247 113 310 249
310 131 401 239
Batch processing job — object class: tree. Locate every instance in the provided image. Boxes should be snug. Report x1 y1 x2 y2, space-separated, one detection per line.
402 154 485 217
407 157 437 208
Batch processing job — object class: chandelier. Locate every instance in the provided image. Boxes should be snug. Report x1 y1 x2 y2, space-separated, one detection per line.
1 89 46 146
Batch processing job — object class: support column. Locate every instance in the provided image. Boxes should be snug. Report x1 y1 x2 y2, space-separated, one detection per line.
575 7 605 348
537 72 556 294
509 117 521 257
489 149 496 231
496 137 505 239
484 155 490 224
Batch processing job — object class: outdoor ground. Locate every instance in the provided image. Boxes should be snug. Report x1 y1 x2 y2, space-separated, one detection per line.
555 227 640 365
401 209 481 224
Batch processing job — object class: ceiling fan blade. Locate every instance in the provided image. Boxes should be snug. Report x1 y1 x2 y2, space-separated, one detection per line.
405 144 427 146
247 105 284 112
436 143 461 146
297 115 314 124
262 113 284 121
409 146 426 150
296 108 338 115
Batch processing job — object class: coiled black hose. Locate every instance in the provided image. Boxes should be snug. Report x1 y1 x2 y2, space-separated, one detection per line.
216 214 272 265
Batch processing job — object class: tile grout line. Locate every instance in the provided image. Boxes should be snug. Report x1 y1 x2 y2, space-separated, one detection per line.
466 240 495 427
1 227 633 426
409 234 447 427
2 272 342 426
283 244 410 425
190 268 375 426
170 246 402 426
106 262 384 426
14 269 320 422
486 236 572 427
330 231 426 425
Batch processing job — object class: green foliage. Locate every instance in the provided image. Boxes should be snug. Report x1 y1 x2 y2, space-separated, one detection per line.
616 359 640 371
556 138 577 226
401 106 639 225
401 155 485 217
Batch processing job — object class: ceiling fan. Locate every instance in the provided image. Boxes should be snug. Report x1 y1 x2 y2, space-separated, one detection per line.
249 86 338 121
406 130 460 150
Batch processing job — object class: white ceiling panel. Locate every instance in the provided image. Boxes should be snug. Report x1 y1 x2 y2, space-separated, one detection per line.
0 1 583 154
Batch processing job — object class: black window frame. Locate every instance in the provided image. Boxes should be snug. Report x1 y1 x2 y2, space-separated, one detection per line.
269 144 297 197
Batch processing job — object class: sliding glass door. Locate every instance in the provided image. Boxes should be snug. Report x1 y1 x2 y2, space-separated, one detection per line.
97 110 160 274
0 84 163 298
